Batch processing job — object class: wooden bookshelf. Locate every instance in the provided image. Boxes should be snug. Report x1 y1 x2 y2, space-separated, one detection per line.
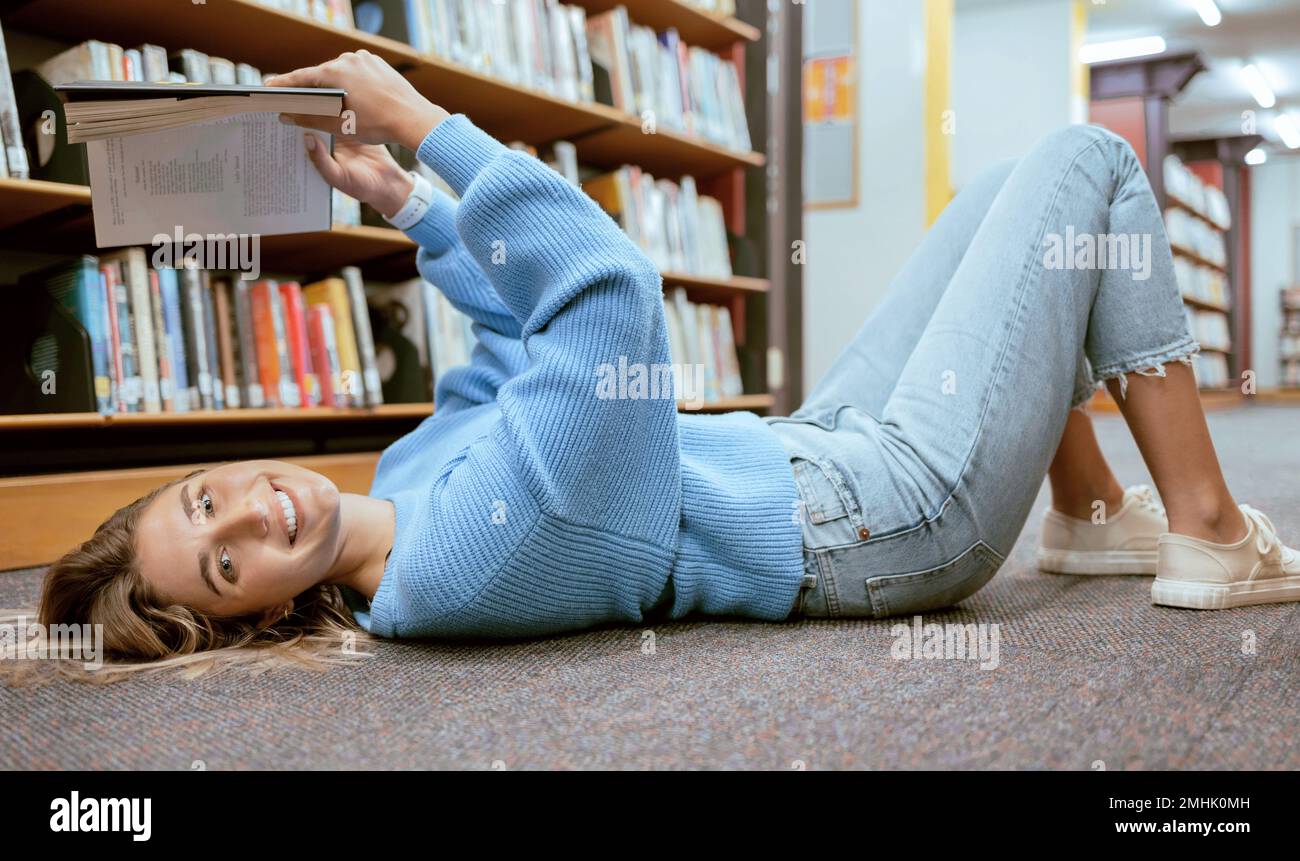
3 0 764 178
0 0 787 569
574 0 760 50
1181 294 1230 314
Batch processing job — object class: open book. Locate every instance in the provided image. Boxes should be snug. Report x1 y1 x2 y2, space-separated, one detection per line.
55 82 346 249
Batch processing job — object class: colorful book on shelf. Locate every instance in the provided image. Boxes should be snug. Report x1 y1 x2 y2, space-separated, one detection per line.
179 266 214 410
213 279 243 409
100 259 142 413
199 274 226 411
20 257 112 414
279 281 321 408
341 266 384 407
233 280 266 409
303 277 364 406
249 280 299 409
147 268 175 412
366 278 432 403
308 304 348 408
156 266 192 412
101 248 162 413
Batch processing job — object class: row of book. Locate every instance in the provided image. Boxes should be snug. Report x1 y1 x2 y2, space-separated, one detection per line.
1175 256 1230 311
356 1 750 151
1191 352 1230 391
584 167 732 279
253 0 357 29
0 20 30 178
663 288 744 403
587 6 751 151
18 249 485 416
1163 155 1231 229
1185 306 1231 354
1165 207 1228 268
1281 286 1300 388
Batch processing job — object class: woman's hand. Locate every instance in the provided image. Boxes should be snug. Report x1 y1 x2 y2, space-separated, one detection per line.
303 138 414 219
266 50 449 151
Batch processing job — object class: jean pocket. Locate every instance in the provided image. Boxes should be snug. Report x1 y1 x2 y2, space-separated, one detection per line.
865 540 1005 619
791 456 868 549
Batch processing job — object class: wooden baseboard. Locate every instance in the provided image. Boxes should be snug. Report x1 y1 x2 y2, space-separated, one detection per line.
0 453 381 572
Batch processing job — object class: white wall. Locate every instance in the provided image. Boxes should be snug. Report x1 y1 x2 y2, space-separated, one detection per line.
1249 154 1300 389
952 0 1078 190
802 1 926 394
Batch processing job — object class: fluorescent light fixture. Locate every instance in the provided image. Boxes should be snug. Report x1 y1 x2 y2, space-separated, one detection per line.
1245 147 1267 165
1191 0 1222 27
1276 114 1300 150
1240 64 1276 108
1079 36 1167 65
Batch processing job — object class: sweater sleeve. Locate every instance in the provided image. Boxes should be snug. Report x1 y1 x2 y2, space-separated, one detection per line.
414 114 680 545
400 185 529 416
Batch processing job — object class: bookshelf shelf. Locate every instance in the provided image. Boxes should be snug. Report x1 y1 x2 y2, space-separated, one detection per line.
1171 243 1227 275
1166 193 1229 231
0 176 90 232
5 0 764 178
1181 294 1230 314
573 0 759 50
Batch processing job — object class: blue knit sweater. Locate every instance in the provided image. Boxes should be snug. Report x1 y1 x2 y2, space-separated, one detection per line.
351 114 804 638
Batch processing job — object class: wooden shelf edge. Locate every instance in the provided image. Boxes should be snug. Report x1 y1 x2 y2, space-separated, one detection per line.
1171 244 1228 275
678 393 774 412
1182 294 1231 314
1166 194 1230 231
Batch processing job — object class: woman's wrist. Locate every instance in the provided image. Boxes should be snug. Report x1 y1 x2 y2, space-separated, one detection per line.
396 102 450 153
372 168 415 220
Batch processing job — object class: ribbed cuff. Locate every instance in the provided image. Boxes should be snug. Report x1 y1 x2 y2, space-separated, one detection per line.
416 114 508 200
401 187 461 255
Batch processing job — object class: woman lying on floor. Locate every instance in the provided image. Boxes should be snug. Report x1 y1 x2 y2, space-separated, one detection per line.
28 52 1300 676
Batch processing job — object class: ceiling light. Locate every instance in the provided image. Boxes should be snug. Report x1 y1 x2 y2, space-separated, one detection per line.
1191 0 1222 27
1275 114 1300 150
1240 64 1276 109
1244 148 1267 165
1079 36 1167 65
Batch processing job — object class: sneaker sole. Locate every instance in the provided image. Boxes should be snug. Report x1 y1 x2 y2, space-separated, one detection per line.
1037 548 1157 576
1152 575 1300 610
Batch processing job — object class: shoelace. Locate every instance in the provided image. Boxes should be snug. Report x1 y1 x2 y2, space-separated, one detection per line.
1128 485 1166 517
1240 504 1295 563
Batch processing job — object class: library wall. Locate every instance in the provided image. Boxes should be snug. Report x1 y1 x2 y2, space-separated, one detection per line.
1250 154 1300 389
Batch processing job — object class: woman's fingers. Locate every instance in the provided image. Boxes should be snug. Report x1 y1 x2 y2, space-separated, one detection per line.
278 113 344 135
264 66 324 88
302 133 347 188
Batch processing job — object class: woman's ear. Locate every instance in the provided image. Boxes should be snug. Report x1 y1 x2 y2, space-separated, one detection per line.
257 601 294 629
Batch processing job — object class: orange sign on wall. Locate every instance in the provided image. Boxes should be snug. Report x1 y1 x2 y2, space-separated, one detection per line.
804 55 856 124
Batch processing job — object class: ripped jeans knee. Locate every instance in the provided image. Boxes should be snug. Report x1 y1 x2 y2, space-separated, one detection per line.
1093 342 1201 400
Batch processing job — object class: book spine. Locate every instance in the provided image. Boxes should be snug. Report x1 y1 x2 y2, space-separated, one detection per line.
341 266 383 406
67 259 113 415
279 282 318 407
267 285 300 408
148 268 175 411
249 281 282 408
308 304 347 408
199 273 225 411
180 267 213 410
121 252 161 412
233 281 265 408
213 279 242 409
100 269 123 414
157 267 191 412
105 263 142 412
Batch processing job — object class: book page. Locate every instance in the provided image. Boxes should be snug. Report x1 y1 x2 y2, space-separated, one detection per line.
86 111 331 248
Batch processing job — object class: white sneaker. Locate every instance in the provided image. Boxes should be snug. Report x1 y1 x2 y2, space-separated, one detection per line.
1037 485 1167 575
1152 505 1300 610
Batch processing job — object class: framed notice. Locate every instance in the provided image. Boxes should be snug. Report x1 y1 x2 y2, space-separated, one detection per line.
803 0 858 210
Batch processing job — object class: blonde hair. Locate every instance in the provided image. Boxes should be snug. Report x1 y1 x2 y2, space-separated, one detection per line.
1 468 371 684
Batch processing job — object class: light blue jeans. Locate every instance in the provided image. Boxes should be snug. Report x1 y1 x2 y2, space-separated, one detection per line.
767 125 1198 619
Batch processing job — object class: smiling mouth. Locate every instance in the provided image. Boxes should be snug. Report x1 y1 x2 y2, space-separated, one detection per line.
274 488 299 546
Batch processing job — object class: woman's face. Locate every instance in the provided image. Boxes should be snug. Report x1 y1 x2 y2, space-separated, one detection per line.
135 460 342 619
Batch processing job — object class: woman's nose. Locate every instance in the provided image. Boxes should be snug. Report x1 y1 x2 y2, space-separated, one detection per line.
218 498 270 541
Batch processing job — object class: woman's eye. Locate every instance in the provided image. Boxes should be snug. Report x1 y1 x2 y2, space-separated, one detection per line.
219 549 232 574
201 492 214 516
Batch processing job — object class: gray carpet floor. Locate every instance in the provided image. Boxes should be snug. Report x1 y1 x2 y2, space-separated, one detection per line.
3 404 1297 770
